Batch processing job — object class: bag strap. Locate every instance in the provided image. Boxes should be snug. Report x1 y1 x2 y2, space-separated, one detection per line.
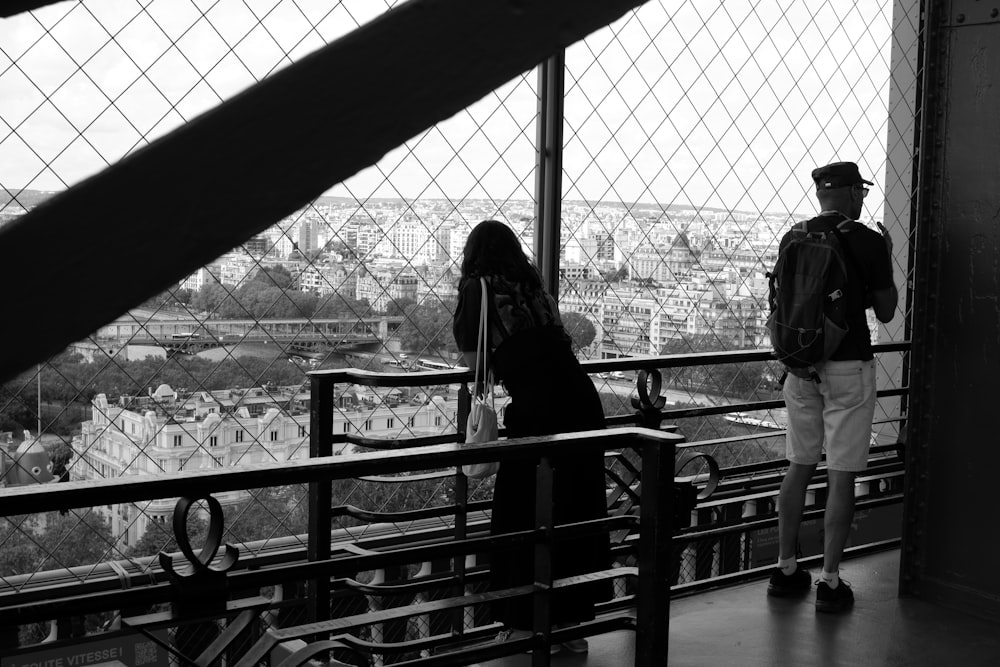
474 278 495 403
830 217 863 278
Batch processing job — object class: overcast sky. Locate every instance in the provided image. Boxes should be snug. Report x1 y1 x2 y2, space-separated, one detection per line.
0 0 905 218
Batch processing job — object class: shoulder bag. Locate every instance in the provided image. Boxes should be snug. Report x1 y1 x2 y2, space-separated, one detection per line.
462 277 500 478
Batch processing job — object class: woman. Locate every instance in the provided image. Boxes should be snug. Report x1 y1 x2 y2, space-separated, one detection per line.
453 220 611 649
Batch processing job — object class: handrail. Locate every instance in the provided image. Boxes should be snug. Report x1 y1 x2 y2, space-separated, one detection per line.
0 427 672 517
310 340 911 386
1 428 680 666
0 343 909 662
0 344 909 604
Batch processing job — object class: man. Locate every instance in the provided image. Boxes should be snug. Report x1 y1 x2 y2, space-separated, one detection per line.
766 161 897 612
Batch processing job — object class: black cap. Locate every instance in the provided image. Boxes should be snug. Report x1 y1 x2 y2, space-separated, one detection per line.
811 161 874 189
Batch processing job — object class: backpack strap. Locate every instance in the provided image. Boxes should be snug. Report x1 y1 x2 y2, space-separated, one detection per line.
829 216 864 279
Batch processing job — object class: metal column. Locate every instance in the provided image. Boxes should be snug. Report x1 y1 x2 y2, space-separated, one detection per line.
534 52 566 298
902 0 1000 621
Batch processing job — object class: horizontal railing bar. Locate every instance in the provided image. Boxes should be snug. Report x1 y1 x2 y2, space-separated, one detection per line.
331 499 491 523
306 608 636 667
348 433 467 449
668 538 902 600
669 493 903 543
716 444 903 480
0 516 495 607
314 368 473 386
0 446 902 602
311 342 911 388
0 515 636 626
238 567 637 667
0 427 681 516
707 459 904 501
355 470 458 483
671 387 906 421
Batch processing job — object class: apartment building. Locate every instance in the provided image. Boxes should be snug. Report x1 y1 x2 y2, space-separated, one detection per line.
72 383 460 547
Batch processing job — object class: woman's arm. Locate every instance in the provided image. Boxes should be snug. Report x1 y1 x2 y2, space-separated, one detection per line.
460 351 478 369
452 278 482 354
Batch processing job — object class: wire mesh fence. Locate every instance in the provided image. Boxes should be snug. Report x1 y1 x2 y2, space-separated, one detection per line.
0 0 918 647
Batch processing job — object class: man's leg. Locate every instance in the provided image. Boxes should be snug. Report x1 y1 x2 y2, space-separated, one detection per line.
822 469 857 573
778 462 817 560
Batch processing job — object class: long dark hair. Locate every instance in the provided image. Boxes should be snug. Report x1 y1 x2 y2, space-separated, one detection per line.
460 220 542 290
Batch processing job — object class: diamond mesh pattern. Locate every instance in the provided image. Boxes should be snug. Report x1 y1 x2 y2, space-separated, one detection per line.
560 0 914 454
0 0 917 638
0 0 536 603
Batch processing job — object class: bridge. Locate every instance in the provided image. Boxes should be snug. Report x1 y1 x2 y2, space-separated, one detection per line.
95 316 404 355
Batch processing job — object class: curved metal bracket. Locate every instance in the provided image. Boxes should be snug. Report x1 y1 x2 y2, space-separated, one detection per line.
159 494 238 579
275 639 364 667
631 369 668 430
674 450 721 501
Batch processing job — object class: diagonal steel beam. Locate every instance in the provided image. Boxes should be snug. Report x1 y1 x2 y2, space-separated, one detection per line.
0 1 62 17
0 0 649 382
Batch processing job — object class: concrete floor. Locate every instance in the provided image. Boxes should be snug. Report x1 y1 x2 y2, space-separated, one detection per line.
480 549 1000 666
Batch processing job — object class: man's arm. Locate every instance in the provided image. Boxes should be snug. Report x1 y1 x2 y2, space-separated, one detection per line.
871 221 898 323
871 284 898 323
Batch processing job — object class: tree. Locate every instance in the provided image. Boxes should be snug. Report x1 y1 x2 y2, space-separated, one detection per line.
660 334 776 401
252 264 295 290
314 293 370 319
48 440 75 481
128 511 210 559
224 486 308 543
139 287 192 310
560 311 597 353
385 297 416 317
192 281 230 314
0 511 114 577
396 299 457 355
1 510 118 645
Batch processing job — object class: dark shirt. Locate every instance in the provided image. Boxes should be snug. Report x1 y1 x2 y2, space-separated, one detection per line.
453 274 567 356
453 274 575 393
777 212 894 361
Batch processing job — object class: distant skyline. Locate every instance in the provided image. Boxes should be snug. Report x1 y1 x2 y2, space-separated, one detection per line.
1 1 902 220
0 187 883 225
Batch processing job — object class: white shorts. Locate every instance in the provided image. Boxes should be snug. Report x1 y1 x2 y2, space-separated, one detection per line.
783 359 877 472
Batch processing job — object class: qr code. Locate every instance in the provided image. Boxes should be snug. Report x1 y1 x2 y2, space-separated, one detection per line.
134 640 159 665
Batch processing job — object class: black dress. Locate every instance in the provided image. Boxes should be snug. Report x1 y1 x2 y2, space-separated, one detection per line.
453 274 611 629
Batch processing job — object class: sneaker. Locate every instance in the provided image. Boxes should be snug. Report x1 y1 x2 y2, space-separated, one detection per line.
561 638 589 654
766 565 811 597
815 579 854 613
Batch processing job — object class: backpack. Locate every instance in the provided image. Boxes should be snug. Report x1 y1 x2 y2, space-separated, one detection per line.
766 215 857 379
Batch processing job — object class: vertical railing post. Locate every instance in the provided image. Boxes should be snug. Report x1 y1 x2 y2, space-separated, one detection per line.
158 495 238 663
308 374 334 625
457 382 471 440
636 437 674 666
455 381 472 632
532 455 555 666
534 51 565 299
453 465 469 635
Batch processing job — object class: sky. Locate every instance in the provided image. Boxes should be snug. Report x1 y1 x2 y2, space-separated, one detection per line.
0 0 908 218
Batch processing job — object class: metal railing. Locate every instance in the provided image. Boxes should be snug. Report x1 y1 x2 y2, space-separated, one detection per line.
0 343 908 664
0 427 679 666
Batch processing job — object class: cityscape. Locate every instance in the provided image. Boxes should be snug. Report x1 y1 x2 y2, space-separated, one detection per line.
0 1 935 661
0 190 885 550
171 194 883 360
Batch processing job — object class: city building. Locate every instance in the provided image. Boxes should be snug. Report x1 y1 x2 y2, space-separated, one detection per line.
72 384 460 547
355 264 419 311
